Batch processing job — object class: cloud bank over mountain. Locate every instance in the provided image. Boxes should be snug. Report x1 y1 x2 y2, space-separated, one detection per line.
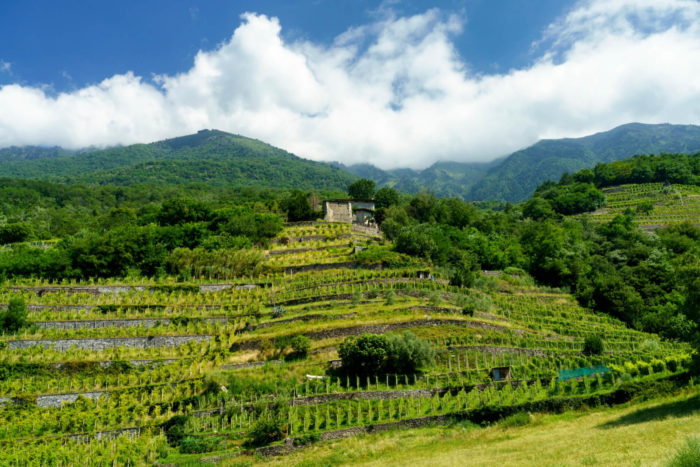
1 0 699 169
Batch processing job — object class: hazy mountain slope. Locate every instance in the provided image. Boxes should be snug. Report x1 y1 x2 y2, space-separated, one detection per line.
469 123 700 202
341 160 496 198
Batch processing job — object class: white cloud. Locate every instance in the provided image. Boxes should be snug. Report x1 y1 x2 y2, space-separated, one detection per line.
1 0 700 168
0 61 10 73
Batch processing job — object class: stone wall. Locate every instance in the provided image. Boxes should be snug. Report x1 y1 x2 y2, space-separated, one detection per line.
35 317 227 330
323 202 353 223
36 391 107 408
351 224 381 236
7 334 212 351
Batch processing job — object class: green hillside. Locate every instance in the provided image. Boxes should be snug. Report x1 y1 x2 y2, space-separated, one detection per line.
584 183 700 230
0 222 691 464
0 130 357 191
470 123 700 202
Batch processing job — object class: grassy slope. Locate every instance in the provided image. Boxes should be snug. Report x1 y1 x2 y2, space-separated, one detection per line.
254 390 700 467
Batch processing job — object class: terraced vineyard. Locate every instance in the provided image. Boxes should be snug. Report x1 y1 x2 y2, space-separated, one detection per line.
0 222 691 465
584 183 700 229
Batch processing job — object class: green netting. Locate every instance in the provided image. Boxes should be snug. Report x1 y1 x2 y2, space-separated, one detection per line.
558 365 609 381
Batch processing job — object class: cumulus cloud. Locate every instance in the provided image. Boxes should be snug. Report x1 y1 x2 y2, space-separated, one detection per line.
1 0 700 168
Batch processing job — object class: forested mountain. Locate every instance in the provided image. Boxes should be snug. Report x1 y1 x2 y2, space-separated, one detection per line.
3 124 700 201
338 160 498 198
469 123 700 202
335 123 700 202
0 130 357 191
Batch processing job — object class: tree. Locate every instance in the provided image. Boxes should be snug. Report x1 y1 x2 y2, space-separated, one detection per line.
0 298 28 332
280 190 315 222
157 198 212 226
0 223 33 245
374 187 400 209
337 333 388 376
348 179 376 199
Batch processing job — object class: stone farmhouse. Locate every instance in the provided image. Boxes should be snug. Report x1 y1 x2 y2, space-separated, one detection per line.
323 199 376 225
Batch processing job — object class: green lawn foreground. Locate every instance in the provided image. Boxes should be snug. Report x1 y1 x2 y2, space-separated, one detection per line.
241 389 700 467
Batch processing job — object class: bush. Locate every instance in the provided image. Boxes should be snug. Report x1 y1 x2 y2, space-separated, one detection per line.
289 335 311 360
450 266 476 288
385 332 435 374
1 298 29 332
179 437 220 454
337 332 434 376
666 358 679 373
161 415 189 446
293 432 320 446
498 412 532 428
668 437 700 467
245 415 287 447
690 352 700 376
582 335 604 356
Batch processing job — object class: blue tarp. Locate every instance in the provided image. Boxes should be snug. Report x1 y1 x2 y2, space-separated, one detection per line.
557 365 610 381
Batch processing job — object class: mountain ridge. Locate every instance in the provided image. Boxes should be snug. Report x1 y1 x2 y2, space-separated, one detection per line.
0 129 357 192
2 123 700 201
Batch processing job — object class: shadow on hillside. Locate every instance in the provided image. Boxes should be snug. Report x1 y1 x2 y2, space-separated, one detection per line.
598 393 700 429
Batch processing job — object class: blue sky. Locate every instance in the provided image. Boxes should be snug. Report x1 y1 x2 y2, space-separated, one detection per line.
1 0 699 168
0 0 572 90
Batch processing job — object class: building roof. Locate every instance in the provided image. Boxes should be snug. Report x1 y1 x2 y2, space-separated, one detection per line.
324 199 375 203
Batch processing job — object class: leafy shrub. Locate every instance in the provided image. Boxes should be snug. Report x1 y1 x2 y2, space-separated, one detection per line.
1 298 29 332
245 415 287 447
179 437 220 454
462 303 475 316
650 359 666 373
582 335 604 356
289 335 311 360
690 352 700 376
498 412 532 428
428 291 442 306
162 415 189 446
449 265 477 288
385 332 435 374
668 437 700 467
666 358 679 373
293 432 320 446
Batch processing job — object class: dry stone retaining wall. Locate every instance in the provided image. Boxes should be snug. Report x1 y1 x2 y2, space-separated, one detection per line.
7 335 212 351
35 317 227 330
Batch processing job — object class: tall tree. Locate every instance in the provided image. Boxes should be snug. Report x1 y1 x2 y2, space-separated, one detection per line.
348 179 376 199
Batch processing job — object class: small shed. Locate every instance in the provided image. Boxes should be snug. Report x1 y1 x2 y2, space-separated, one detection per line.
489 366 512 381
